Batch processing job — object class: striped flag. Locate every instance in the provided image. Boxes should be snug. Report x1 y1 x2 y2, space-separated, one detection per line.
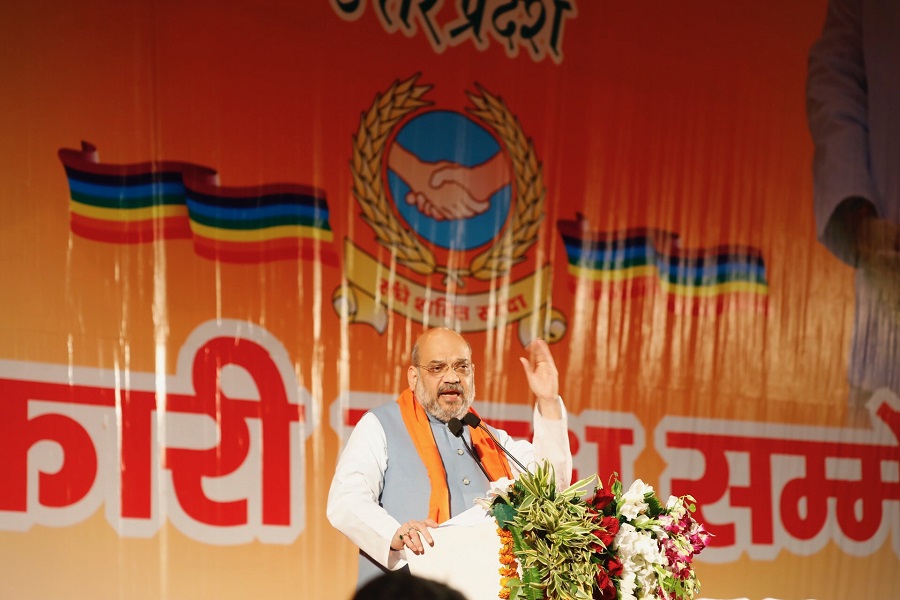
558 215 768 314
59 142 335 264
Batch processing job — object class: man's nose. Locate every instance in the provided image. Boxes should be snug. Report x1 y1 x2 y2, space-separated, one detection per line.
443 368 460 383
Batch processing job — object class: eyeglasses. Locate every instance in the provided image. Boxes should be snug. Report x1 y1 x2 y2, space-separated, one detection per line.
416 361 473 378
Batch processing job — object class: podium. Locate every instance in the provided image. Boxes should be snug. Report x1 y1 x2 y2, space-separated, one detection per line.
406 506 502 600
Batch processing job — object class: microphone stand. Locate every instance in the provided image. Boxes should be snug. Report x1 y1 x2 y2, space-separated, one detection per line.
448 418 492 482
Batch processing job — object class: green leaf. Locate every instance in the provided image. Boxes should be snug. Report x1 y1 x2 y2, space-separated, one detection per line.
646 493 663 517
493 503 518 528
611 478 623 497
509 525 545 600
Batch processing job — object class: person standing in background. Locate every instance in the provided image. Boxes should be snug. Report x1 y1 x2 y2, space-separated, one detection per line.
807 0 900 422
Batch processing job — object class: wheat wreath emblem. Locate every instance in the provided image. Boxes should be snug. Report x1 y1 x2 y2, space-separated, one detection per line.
350 74 545 285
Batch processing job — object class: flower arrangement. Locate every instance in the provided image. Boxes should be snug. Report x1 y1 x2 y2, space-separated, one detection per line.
477 461 711 600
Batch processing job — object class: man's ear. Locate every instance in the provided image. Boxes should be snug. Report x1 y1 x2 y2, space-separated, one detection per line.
407 364 418 391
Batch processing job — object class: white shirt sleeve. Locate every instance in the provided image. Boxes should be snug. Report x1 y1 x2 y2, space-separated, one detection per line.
326 412 408 571
497 396 573 490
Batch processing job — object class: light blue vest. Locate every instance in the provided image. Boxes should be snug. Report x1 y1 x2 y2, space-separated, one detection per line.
356 401 493 587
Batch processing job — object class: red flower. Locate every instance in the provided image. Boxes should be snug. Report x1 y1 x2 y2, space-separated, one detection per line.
595 569 609 588
594 568 617 600
591 487 615 511
606 557 623 577
601 516 620 535
591 516 621 550
600 582 616 600
591 528 614 550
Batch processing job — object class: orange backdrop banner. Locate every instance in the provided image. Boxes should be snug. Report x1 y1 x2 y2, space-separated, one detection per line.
1 1 897 599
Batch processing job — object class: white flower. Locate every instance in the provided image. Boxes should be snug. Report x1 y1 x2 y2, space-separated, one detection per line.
620 479 653 520
474 477 516 509
615 519 669 599
613 522 638 551
666 494 687 519
488 477 515 496
617 571 637 600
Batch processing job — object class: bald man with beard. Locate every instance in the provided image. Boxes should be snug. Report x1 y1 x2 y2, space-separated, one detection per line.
327 328 573 588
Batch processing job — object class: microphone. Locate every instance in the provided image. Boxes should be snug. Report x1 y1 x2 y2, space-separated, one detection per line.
448 418 492 482
448 417 465 437
462 412 528 473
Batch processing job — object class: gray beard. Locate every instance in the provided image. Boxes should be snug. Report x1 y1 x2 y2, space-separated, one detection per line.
416 379 475 423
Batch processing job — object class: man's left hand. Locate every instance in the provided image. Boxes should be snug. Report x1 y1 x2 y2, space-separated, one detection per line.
519 338 561 418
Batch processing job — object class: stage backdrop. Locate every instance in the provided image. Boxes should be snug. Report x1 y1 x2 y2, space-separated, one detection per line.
1 1 897 599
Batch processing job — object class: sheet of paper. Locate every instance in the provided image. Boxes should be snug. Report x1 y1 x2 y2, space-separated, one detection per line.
440 504 493 527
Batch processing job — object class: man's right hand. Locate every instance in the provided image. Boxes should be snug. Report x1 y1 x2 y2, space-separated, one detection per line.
824 197 900 313
390 519 438 555
857 215 900 314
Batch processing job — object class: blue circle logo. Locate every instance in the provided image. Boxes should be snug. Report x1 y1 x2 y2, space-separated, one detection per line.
386 110 512 251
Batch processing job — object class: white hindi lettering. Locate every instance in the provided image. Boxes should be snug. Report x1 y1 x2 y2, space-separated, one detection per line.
3 327 898 558
656 389 900 562
0 320 312 545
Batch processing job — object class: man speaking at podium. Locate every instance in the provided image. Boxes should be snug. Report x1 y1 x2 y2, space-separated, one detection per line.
327 327 573 588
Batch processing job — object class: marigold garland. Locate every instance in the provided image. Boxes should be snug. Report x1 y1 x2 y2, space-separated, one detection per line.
497 526 518 599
